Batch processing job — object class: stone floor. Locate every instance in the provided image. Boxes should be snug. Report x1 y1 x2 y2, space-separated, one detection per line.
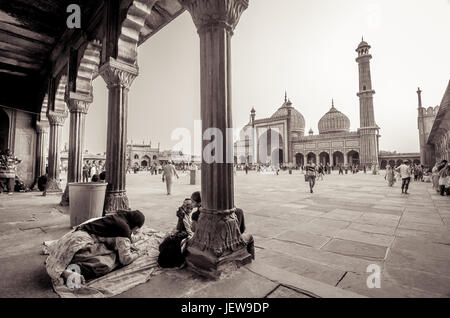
0 170 449 298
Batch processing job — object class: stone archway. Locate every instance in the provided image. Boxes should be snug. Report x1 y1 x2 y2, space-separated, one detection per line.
271 148 283 166
396 159 403 166
413 159 420 165
333 151 344 166
347 150 360 165
389 160 396 168
380 160 388 169
239 155 246 164
319 152 330 165
258 128 283 164
0 108 9 150
141 160 148 167
295 153 304 167
307 152 316 164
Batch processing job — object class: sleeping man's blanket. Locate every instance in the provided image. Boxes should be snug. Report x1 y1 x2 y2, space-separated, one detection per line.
43 226 167 298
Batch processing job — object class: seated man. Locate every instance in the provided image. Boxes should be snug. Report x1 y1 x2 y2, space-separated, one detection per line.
46 210 146 286
190 191 202 228
175 198 194 238
189 191 254 260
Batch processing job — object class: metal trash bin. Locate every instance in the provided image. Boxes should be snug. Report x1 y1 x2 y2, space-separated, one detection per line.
68 182 107 227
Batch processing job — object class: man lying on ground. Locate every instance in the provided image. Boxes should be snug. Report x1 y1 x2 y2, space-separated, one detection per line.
45 210 146 287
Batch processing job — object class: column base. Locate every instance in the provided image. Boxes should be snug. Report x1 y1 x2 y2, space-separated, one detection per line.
60 185 69 206
104 190 130 214
44 178 62 195
186 245 252 280
185 210 253 279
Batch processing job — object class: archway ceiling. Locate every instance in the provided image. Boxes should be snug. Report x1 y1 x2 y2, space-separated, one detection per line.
0 0 184 114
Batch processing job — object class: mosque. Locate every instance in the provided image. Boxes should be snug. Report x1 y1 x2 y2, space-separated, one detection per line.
234 39 380 168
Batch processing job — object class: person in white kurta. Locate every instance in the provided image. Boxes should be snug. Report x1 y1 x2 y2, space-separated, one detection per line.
162 162 179 195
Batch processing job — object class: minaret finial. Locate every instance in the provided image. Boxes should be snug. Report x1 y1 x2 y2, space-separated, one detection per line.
417 87 423 108
285 91 287 103
332 98 334 108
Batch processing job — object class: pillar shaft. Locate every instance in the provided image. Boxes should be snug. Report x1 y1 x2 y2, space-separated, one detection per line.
45 111 67 194
35 122 49 178
61 95 90 205
181 0 251 279
100 59 138 214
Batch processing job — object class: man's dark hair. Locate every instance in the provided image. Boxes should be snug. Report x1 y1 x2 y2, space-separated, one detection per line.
191 191 201 204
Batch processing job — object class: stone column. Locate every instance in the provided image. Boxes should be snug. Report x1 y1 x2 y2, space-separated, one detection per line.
344 151 348 166
36 121 49 177
181 0 251 279
45 111 67 194
32 121 49 189
99 59 138 214
330 151 334 167
60 93 90 206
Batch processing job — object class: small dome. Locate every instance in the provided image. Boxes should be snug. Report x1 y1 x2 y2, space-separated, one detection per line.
308 128 314 135
318 101 350 134
271 98 305 133
356 38 371 53
358 40 369 48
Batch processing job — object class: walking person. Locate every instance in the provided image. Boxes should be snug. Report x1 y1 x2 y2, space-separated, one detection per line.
162 161 179 195
395 160 412 194
432 162 443 192
385 164 395 187
305 160 317 194
82 162 90 183
317 164 324 181
90 161 98 181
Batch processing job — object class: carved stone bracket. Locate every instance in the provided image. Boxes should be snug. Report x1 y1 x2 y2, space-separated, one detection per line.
47 110 68 126
99 58 139 90
180 0 249 34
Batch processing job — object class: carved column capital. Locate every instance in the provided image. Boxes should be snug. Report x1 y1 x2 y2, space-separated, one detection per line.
99 58 139 90
66 98 91 114
180 0 249 34
47 110 68 126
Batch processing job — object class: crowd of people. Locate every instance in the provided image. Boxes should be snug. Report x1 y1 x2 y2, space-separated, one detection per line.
431 160 450 196
383 160 450 196
82 160 105 183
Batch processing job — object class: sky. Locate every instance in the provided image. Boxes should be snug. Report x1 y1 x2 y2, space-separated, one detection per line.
62 0 450 155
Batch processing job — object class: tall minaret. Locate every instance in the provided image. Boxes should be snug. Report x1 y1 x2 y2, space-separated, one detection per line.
356 38 379 167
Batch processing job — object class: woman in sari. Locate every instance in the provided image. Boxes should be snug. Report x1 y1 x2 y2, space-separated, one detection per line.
439 163 450 196
46 210 146 287
385 165 395 187
432 163 441 192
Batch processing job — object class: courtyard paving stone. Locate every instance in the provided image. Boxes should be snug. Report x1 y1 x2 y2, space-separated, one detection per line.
1 170 449 297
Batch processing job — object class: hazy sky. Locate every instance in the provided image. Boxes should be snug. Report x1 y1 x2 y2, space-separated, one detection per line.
62 0 450 155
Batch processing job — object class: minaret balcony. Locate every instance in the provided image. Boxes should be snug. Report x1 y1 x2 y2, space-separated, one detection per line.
357 90 376 97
